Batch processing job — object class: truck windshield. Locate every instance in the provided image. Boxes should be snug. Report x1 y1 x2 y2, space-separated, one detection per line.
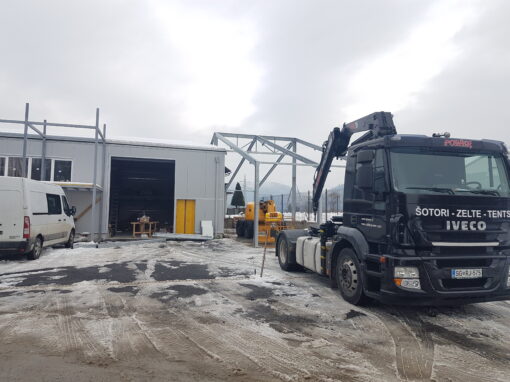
390 148 510 197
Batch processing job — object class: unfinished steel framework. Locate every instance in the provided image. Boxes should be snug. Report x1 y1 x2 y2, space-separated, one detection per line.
211 132 345 246
0 103 106 241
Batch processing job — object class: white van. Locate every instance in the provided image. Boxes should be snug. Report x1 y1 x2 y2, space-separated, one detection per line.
0 177 76 260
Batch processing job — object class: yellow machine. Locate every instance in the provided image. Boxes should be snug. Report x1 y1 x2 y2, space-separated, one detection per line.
236 200 284 243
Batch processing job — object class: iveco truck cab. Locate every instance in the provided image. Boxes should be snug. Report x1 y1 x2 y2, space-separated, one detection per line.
276 112 510 305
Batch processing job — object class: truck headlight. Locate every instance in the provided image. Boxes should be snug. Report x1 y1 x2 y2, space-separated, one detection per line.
394 266 421 290
395 266 419 279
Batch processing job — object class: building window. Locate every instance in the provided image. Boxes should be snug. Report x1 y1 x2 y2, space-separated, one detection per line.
31 158 52 181
8 157 28 177
46 193 62 215
54 160 72 182
0 157 5 176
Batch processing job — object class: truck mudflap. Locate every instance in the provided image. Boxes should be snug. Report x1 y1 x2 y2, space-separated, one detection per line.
365 254 510 305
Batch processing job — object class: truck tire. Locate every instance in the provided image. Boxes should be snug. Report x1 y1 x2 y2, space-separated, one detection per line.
236 220 245 237
336 248 369 305
244 221 254 239
65 230 75 249
27 236 43 260
277 235 301 272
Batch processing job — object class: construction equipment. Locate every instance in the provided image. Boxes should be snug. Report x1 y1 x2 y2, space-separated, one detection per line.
236 200 283 243
277 111 510 306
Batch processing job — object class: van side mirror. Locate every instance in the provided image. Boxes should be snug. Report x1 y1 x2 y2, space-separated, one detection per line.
356 164 373 189
70 206 77 216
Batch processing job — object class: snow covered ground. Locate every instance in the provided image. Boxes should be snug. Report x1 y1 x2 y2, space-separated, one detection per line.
0 239 509 381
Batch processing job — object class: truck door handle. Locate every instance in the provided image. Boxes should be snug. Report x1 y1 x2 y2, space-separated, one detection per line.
58 219 62 222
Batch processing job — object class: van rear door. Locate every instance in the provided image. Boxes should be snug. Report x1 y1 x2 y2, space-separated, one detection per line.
0 182 24 242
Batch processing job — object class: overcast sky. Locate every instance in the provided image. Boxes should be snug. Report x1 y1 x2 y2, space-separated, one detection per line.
1 0 509 190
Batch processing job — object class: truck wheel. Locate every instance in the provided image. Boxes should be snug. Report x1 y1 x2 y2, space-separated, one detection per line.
27 236 43 260
236 220 245 237
277 235 301 272
336 248 369 305
65 230 75 249
244 221 254 239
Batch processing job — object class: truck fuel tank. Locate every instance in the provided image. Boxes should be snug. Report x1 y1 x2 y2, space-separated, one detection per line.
296 236 322 273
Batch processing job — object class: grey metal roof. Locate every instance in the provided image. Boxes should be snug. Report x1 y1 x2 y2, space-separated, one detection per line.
0 131 226 153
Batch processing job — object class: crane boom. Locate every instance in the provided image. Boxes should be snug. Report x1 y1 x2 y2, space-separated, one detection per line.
312 111 396 213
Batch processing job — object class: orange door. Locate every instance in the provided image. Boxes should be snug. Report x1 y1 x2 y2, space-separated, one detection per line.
176 199 195 234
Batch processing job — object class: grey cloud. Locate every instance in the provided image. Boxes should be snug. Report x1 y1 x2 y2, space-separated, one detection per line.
396 0 510 143
0 0 508 161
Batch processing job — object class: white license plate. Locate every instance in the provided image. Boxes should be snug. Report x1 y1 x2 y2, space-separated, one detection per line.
451 268 483 279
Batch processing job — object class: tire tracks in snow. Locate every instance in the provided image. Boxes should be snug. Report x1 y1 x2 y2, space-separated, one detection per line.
372 308 434 381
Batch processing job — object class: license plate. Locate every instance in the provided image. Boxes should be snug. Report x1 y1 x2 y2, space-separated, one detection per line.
451 268 483 279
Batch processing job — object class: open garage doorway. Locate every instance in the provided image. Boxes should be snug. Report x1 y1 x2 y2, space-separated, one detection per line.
108 157 175 236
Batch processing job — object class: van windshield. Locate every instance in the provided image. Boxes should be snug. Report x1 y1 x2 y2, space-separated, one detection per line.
390 148 510 197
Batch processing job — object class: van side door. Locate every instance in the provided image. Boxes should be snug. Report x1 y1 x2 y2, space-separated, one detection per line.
61 195 74 238
45 193 66 245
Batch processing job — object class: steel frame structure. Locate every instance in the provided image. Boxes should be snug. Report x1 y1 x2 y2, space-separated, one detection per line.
0 103 106 242
211 132 345 247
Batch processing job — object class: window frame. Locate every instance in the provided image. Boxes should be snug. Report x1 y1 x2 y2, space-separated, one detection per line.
0 156 6 176
61 195 71 216
7 156 29 177
30 157 53 181
46 193 63 215
0 156 73 181
53 159 73 182
388 148 510 196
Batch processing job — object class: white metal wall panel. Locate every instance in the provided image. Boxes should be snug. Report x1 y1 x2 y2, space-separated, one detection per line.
0 134 226 236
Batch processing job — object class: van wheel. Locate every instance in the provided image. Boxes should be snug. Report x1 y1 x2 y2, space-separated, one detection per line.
65 230 75 249
277 235 301 272
336 248 369 305
27 237 43 260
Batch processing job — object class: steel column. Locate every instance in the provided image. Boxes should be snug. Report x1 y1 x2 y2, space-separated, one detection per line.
98 123 107 240
41 120 47 179
291 140 297 222
91 108 99 242
253 161 259 247
22 103 29 177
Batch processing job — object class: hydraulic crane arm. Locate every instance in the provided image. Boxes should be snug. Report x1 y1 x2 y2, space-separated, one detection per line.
312 111 396 213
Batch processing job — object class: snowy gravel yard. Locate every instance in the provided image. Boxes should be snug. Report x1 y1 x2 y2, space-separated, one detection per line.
1 239 510 381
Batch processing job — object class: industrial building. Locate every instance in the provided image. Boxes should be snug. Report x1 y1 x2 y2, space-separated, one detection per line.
0 114 226 239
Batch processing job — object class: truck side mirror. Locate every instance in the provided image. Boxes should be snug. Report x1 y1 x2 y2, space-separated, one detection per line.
356 164 373 189
71 206 77 216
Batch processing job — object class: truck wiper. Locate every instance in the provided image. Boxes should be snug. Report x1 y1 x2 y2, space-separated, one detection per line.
457 189 500 196
405 186 455 195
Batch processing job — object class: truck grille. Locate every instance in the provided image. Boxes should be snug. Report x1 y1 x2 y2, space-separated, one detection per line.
442 278 488 289
436 258 492 268
435 246 489 256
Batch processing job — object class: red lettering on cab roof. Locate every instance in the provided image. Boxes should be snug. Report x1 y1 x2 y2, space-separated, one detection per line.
444 139 473 149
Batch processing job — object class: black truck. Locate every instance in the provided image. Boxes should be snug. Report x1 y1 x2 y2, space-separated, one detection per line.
276 112 510 305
